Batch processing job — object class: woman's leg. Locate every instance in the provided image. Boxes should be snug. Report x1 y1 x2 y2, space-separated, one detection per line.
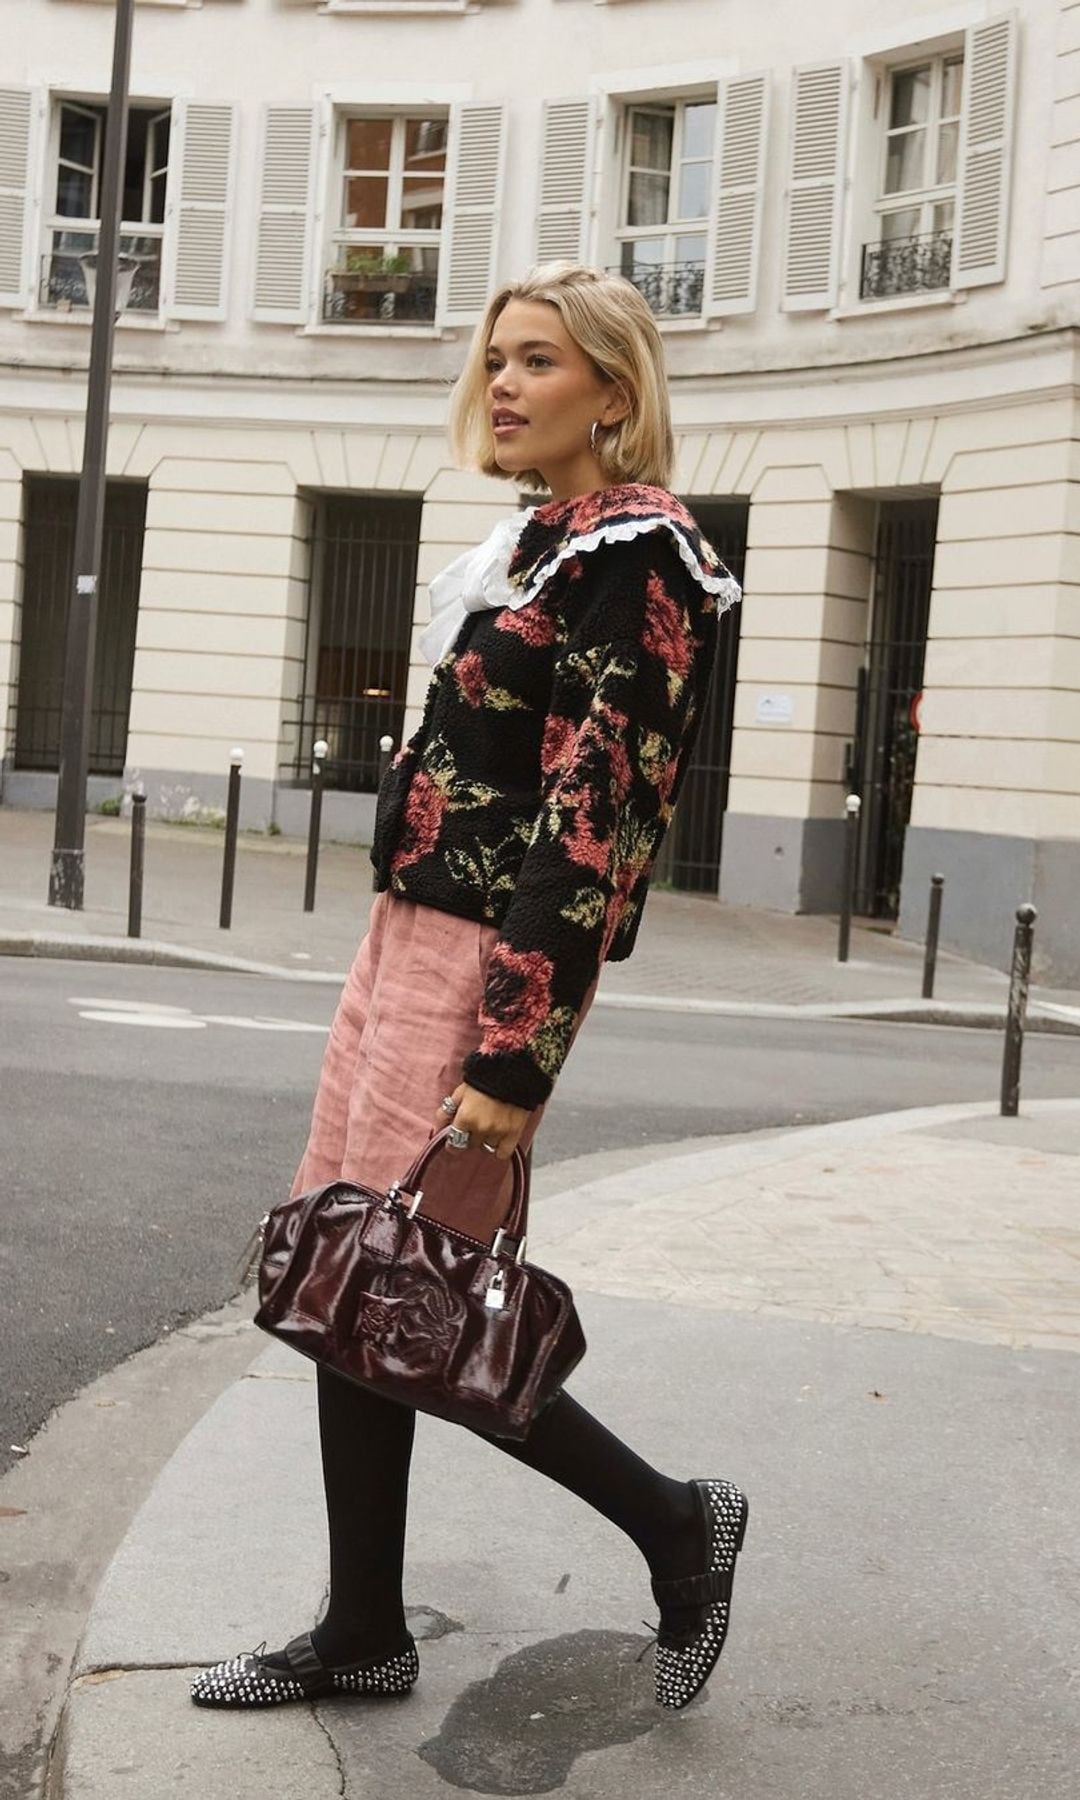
263 896 419 1671
469 1394 709 1636
306 1368 416 1664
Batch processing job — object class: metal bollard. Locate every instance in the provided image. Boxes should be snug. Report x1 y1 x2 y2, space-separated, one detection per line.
371 734 395 893
127 784 145 939
1000 903 1037 1118
837 793 861 964
219 747 243 930
303 738 329 914
922 872 945 999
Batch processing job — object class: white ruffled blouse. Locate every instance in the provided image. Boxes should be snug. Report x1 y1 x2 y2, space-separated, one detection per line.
417 510 538 667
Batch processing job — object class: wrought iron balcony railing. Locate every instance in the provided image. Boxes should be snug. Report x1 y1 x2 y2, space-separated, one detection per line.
39 228 163 314
860 230 953 301
322 261 438 324
609 259 705 319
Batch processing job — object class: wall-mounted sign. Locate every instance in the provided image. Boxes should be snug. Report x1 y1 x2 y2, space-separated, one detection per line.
755 692 794 725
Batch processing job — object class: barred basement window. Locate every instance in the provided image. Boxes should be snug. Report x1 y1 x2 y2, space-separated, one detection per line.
286 494 421 792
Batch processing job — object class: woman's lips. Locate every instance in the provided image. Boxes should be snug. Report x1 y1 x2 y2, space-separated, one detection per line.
493 420 528 436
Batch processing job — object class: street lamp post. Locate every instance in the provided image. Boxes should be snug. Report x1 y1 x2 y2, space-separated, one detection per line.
49 0 136 910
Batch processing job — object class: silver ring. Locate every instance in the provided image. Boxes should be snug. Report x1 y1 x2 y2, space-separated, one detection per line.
446 1124 470 1149
440 1094 458 1115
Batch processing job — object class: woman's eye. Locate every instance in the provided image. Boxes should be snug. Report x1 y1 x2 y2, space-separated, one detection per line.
486 356 550 372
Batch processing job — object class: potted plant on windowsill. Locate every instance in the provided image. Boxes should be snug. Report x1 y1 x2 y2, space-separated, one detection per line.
333 252 413 295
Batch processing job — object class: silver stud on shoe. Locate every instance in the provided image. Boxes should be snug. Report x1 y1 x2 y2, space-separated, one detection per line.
651 1478 748 1711
189 1636 419 1708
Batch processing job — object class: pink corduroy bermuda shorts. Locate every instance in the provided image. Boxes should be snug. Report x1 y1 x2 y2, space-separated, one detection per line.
290 889 599 1243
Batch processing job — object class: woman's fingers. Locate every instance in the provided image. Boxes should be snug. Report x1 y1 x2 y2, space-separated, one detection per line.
436 1082 529 1159
431 1081 467 1138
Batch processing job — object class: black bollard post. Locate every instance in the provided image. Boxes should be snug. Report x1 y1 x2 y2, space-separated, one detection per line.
922 873 945 999
127 784 145 939
837 793 861 964
1000 903 1037 1118
219 747 243 930
303 737 329 914
371 734 395 893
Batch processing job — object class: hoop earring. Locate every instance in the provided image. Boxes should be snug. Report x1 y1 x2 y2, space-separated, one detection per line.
589 419 602 455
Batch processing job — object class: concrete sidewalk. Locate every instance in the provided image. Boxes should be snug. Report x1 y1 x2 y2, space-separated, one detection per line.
3 807 1080 1031
38 1099 1080 1799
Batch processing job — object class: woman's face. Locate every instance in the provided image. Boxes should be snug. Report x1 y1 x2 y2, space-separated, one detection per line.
484 298 628 502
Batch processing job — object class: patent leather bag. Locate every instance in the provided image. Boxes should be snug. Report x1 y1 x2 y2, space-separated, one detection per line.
252 1125 586 1440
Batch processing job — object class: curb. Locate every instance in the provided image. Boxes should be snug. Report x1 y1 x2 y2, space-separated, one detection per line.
4 931 1080 1034
0 931 348 984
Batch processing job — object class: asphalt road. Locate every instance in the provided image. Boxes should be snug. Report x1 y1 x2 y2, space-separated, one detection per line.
4 956 1080 1476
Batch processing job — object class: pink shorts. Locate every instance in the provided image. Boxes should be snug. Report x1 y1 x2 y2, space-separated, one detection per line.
290 889 598 1242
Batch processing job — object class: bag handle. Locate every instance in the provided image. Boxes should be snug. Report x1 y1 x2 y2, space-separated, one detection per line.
389 1124 530 1247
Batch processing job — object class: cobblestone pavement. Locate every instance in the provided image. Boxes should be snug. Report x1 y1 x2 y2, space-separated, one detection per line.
4 808 1079 1014
533 1101 1080 1355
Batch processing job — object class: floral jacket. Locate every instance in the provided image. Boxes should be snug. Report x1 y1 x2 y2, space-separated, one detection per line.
370 481 742 1112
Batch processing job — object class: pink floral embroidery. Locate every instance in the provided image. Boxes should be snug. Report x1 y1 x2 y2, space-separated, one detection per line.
454 650 489 708
559 787 613 875
541 714 577 778
642 572 693 678
478 945 556 1053
391 771 446 871
494 604 557 647
609 734 633 803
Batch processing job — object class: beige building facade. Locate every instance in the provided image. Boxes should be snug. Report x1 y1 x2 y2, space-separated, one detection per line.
1 0 1079 978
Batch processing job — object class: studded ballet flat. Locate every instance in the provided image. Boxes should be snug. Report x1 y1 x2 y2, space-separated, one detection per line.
650 1477 748 1710
189 1629 419 1708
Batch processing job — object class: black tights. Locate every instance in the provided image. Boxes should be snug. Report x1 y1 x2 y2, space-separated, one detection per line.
303 1367 705 1666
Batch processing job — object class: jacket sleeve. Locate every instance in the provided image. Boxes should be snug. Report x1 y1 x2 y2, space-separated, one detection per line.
461 531 719 1111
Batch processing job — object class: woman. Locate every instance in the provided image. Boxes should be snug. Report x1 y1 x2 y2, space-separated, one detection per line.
191 262 747 1715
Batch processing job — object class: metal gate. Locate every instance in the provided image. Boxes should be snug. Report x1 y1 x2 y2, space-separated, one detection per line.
15 476 146 775
851 498 939 918
652 499 747 893
285 493 421 791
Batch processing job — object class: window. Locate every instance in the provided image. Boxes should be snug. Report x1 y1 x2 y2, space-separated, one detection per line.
286 494 421 790
16 477 146 775
323 112 447 324
862 52 963 299
41 101 171 314
614 98 716 317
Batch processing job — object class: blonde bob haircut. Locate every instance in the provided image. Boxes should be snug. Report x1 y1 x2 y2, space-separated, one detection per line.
447 261 676 496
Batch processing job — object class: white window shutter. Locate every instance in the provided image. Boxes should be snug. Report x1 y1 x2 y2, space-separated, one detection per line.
252 107 316 323
704 72 769 318
163 101 235 321
535 98 594 264
434 104 505 328
781 61 848 311
953 11 1018 289
0 88 33 308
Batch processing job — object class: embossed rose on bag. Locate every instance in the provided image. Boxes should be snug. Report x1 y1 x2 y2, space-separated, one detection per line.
358 1266 468 1372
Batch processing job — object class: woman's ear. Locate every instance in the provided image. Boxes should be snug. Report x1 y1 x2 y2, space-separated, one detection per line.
604 383 632 428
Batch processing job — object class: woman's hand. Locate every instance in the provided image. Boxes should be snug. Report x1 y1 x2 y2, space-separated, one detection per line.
431 1082 532 1161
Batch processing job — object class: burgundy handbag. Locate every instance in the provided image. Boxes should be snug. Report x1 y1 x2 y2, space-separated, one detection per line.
252 1125 586 1440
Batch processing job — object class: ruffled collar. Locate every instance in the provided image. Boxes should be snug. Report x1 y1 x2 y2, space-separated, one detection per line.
417 481 740 666
507 481 739 607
